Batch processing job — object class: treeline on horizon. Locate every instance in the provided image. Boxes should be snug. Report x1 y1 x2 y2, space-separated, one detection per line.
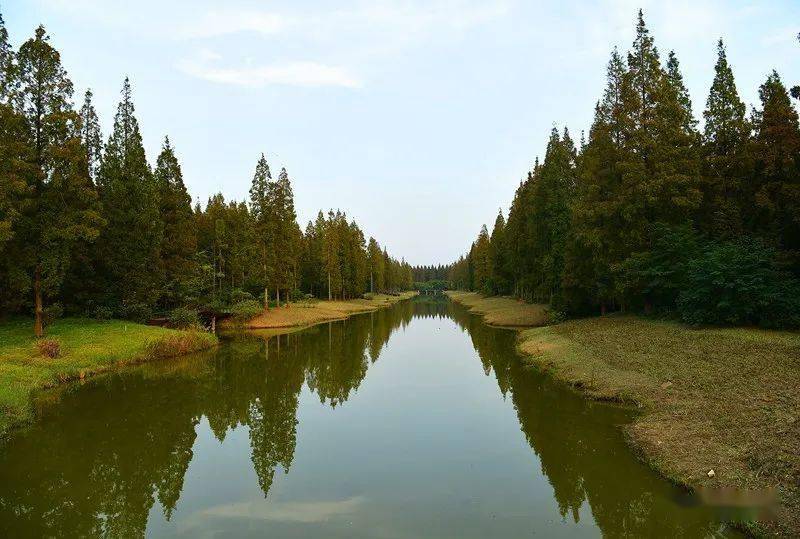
449 11 800 329
0 13 413 337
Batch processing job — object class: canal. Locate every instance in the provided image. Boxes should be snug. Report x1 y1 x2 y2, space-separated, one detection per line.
0 297 737 537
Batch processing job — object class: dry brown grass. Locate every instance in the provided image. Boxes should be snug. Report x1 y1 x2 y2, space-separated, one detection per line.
229 292 418 330
519 315 800 536
445 291 549 327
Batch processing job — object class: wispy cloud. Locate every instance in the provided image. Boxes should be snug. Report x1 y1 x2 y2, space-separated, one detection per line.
178 50 362 89
179 10 289 39
177 1 511 42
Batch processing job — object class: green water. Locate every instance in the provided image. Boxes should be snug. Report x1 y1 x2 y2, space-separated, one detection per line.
0 297 739 537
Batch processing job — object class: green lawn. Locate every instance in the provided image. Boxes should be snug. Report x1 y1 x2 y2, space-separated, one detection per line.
0 318 217 438
519 315 800 536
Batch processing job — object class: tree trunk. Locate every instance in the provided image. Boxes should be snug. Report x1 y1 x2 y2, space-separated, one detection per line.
276 286 280 308
328 272 332 301
264 287 269 311
370 271 374 294
34 266 43 338
600 302 607 316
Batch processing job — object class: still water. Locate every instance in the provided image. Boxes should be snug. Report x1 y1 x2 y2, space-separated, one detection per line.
0 297 738 537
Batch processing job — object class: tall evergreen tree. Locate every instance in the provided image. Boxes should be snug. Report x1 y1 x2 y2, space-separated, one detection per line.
701 39 751 237
271 167 300 303
323 210 342 299
79 89 102 184
367 237 383 293
530 127 576 303
562 49 629 313
750 71 800 269
96 77 161 318
0 9 14 101
650 50 701 226
154 136 195 308
12 26 102 334
487 210 509 295
249 153 273 307
471 225 491 293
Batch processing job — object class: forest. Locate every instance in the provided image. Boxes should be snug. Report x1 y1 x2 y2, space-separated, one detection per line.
449 12 800 329
0 13 413 337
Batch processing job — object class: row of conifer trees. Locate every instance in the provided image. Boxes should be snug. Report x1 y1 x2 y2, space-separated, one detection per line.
449 12 800 328
0 14 412 335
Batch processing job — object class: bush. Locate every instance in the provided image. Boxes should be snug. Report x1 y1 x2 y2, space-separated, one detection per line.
230 288 254 304
36 338 61 359
546 309 567 324
42 303 64 328
120 302 153 323
229 300 263 325
618 224 701 312
145 331 216 359
677 238 800 329
168 307 200 329
289 289 304 302
93 306 113 320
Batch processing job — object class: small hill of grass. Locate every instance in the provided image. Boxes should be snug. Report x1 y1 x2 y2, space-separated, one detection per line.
227 292 418 330
445 291 549 326
0 318 217 439
520 315 800 536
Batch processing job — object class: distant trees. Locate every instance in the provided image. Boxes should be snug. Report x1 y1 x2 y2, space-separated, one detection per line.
451 10 800 328
297 210 410 299
0 11 412 334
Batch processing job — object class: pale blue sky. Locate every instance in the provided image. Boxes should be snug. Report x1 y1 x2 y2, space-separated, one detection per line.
4 0 799 264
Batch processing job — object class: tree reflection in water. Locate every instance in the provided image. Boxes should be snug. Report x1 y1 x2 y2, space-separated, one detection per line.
0 297 735 537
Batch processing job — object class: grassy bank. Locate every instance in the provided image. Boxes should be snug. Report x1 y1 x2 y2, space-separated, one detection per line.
448 292 799 536
0 318 218 439
445 291 549 326
229 291 418 330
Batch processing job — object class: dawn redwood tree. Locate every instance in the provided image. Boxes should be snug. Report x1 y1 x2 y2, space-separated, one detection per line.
0 10 24 251
617 10 666 257
749 71 800 270
561 49 629 313
651 51 702 225
530 127 576 303
0 9 13 100
249 153 273 308
323 211 342 299
487 210 508 295
367 237 383 293
701 40 751 238
79 89 102 184
12 26 102 335
471 225 491 293
271 167 300 304
96 77 162 318
155 136 196 308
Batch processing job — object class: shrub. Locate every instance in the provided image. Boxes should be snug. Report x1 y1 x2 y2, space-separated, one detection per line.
93 306 113 320
36 338 61 359
547 309 567 324
618 224 701 312
42 303 64 328
168 307 200 329
677 238 800 329
145 331 215 359
229 300 263 325
120 302 153 323
230 288 254 304
289 289 304 301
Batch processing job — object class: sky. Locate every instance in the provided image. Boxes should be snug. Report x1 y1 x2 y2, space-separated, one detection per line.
3 0 799 265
